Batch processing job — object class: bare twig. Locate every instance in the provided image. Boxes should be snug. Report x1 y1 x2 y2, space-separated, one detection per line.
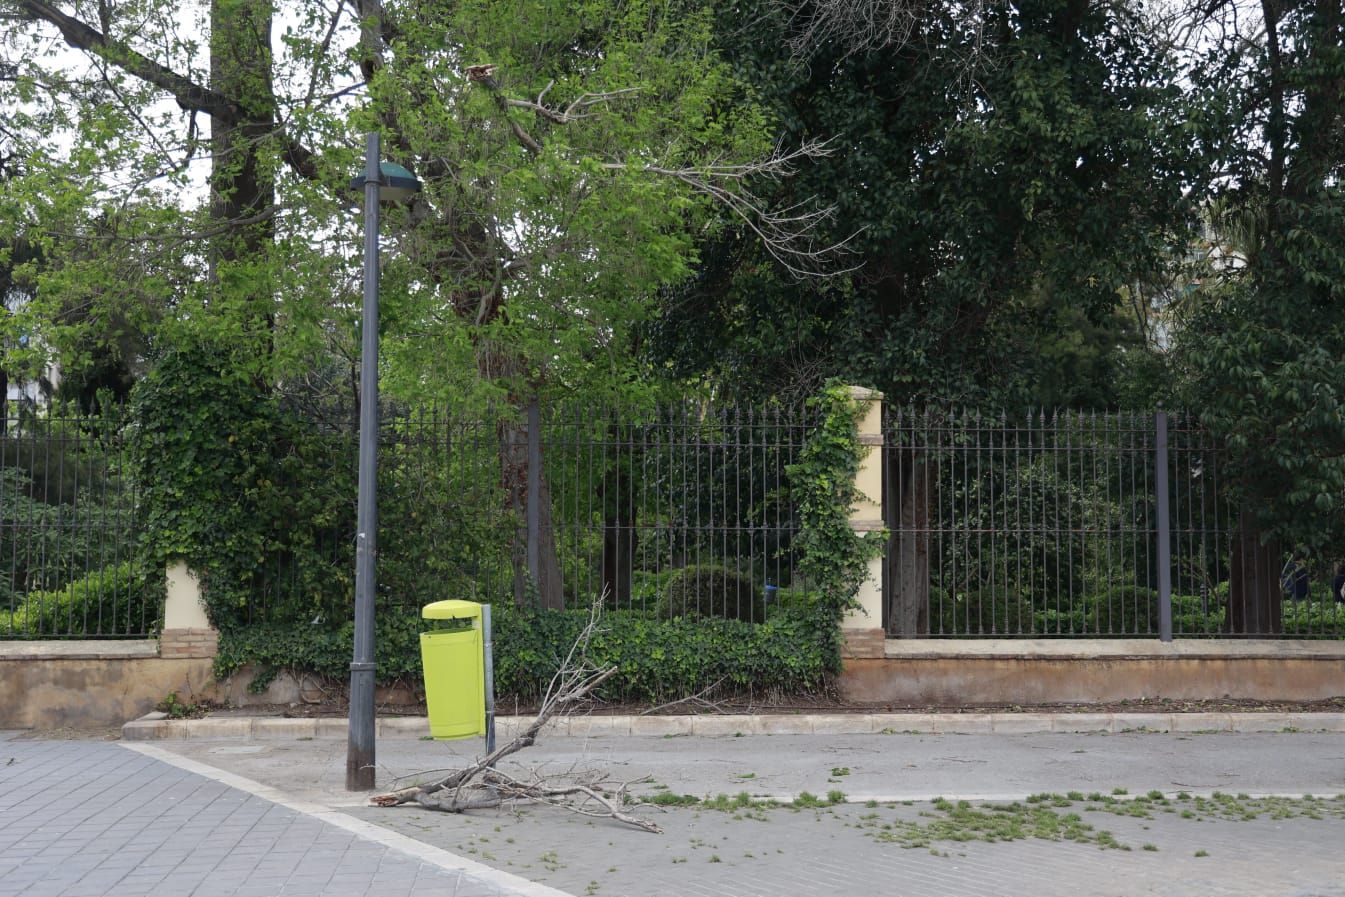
640 677 727 715
602 139 861 278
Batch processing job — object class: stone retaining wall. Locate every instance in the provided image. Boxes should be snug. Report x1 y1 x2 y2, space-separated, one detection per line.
840 639 1345 704
0 641 220 729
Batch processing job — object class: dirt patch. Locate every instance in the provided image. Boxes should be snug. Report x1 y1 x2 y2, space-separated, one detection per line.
13 726 124 741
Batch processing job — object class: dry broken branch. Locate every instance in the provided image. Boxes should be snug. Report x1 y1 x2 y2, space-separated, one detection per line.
640 677 727 715
603 138 861 279
463 65 854 277
779 0 925 58
775 0 999 84
370 596 661 832
505 82 643 125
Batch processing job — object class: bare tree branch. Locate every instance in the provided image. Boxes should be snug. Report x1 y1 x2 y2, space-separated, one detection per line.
505 83 643 125
12 0 320 181
603 139 861 279
778 0 927 58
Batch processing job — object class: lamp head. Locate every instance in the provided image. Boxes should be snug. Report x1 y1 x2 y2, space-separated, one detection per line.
348 161 422 203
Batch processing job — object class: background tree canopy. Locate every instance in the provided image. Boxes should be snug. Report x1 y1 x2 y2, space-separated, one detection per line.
1 0 1342 635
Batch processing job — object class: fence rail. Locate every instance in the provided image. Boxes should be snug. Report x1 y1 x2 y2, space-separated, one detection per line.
220 400 819 629
5 401 1342 641
1 411 149 638
367 401 817 622
882 408 1344 639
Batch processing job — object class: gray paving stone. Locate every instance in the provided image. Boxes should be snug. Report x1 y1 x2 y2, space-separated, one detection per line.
0 736 549 897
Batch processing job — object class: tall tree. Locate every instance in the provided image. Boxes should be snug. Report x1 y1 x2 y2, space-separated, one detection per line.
1173 0 1345 633
649 0 1204 632
1 0 838 607
654 0 1200 411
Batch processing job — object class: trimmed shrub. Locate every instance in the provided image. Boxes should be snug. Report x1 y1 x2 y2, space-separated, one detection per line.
215 601 835 703
1082 585 1158 635
7 561 158 637
655 564 764 623
933 589 1036 636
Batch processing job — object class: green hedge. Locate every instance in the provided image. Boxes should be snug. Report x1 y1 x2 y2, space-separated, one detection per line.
4 561 159 637
654 564 764 623
200 382 877 704
215 602 836 702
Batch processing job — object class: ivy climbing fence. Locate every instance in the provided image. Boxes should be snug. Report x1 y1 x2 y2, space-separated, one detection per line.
883 408 1345 639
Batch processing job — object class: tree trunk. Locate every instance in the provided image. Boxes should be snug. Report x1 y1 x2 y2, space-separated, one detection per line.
208 0 277 341
498 405 565 611
886 445 931 637
1227 510 1282 636
601 424 636 606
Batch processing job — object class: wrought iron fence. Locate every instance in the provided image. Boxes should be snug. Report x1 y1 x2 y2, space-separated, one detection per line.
8 399 1341 641
366 401 817 622
883 408 1345 639
1 410 150 638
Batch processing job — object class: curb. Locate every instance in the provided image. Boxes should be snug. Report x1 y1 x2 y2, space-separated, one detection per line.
121 710 1345 741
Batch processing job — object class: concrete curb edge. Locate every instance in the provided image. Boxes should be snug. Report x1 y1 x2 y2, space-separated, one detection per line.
120 711 1345 741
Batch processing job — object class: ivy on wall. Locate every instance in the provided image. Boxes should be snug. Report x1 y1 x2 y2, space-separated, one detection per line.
128 342 353 629
141 374 882 701
788 382 887 630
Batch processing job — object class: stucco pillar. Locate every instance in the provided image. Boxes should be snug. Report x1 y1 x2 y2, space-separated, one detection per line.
841 386 885 659
160 562 218 659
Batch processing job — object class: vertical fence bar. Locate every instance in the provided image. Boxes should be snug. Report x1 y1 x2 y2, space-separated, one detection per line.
1155 410 1173 642
526 398 541 592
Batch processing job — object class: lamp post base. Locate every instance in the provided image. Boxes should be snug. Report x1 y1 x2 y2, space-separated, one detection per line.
346 661 376 790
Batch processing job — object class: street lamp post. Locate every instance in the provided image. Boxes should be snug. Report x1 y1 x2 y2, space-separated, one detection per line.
347 132 421 791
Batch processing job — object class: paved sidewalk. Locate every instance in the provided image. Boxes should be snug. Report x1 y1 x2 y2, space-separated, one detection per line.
145 728 1345 897
0 731 568 897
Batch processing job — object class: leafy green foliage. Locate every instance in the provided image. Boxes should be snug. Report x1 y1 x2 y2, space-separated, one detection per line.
154 691 205 719
653 0 1200 409
4 561 158 638
787 383 885 627
1170 0 1345 556
127 342 354 628
215 602 834 702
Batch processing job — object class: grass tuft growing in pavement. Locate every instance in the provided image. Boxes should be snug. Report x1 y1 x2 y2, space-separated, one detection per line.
864 797 1126 851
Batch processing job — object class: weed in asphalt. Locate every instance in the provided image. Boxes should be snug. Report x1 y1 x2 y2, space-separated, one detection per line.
864 797 1122 851
646 792 701 807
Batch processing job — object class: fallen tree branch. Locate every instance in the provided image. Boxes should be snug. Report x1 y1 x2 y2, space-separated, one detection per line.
641 677 727 715
370 596 660 832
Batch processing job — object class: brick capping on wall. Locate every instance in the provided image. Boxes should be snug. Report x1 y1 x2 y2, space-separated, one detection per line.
159 628 220 659
842 627 886 659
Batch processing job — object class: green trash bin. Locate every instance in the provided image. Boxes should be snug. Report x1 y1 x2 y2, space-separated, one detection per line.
421 600 486 740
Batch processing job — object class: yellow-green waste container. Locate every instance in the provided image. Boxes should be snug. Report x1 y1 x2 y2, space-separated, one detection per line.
421 600 486 740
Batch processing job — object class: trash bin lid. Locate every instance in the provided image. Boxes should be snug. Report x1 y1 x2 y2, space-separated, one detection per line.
422 599 483 621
